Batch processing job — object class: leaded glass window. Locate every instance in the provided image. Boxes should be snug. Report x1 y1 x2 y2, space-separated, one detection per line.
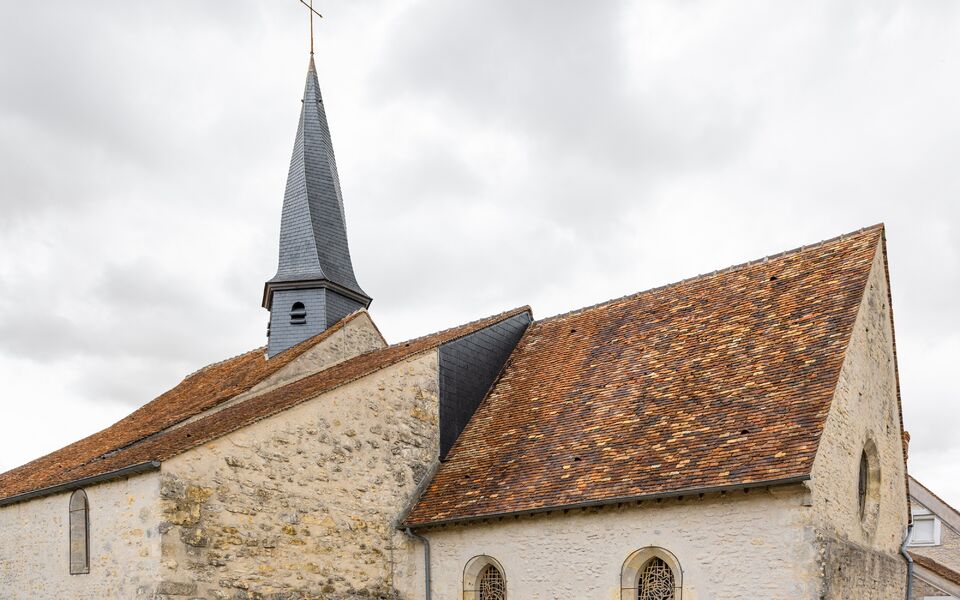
638 557 674 600
69 489 89 575
478 564 505 600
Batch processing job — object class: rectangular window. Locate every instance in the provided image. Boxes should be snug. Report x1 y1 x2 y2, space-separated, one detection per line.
909 515 941 546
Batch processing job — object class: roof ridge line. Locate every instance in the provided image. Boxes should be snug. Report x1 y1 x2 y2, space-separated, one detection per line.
537 223 884 325
94 308 533 468
385 306 532 350
83 308 538 476
91 311 375 465
183 309 369 380
181 347 265 380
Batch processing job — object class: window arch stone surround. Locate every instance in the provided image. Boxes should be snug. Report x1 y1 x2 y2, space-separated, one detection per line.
463 555 507 600
859 437 882 535
621 547 683 600
68 489 90 575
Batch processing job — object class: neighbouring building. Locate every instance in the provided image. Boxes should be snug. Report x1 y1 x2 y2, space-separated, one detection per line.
0 49 916 600
907 476 960 599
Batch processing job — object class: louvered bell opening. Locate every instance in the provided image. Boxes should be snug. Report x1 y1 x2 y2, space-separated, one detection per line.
290 302 307 325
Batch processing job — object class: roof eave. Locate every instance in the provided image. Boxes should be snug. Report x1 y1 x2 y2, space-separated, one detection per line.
0 461 162 508
403 474 811 531
262 277 372 310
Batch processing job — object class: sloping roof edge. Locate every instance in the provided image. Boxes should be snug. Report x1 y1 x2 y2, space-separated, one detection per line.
0 306 532 505
403 224 885 528
0 462 161 508
910 552 960 592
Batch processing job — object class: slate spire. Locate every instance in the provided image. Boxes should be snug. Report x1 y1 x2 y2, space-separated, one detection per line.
263 56 371 357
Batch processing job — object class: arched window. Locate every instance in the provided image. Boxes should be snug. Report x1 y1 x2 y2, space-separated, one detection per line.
69 489 89 575
290 302 307 325
464 555 506 600
859 439 881 531
478 564 505 600
638 557 675 600
621 547 682 600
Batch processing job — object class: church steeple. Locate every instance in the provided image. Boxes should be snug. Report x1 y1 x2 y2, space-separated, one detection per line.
263 56 371 357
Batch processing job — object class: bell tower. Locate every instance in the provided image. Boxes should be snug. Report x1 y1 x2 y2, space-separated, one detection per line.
263 56 371 357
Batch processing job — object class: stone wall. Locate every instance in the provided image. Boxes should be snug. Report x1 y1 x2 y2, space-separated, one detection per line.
807 240 910 597
422 486 819 600
157 351 440 599
0 472 162 599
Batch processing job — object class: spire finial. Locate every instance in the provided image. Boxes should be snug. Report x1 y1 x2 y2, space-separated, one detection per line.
298 0 323 56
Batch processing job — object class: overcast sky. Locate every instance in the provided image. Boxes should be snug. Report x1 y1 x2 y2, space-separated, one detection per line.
1 1 958 505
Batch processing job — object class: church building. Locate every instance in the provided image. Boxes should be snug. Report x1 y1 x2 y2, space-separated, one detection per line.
0 49 914 600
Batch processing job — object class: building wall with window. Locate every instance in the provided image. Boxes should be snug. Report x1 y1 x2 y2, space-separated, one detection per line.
906 477 960 599
155 351 441 600
0 473 161 600
423 486 819 600
805 242 910 598
909 492 960 572
419 248 910 600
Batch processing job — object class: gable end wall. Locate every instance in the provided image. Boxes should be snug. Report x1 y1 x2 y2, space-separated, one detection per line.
808 238 910 597
157 351 441 600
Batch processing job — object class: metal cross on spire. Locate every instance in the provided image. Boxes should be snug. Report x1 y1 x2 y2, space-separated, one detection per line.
298 0 323 55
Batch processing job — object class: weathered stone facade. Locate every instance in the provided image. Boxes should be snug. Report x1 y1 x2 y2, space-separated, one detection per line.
157 351 440 599
0 473 162 599
0 242 914 600
423 486 819 600
807 240 910 598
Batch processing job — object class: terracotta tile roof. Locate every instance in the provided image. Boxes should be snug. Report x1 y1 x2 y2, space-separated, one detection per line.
405 225 886 527
910 552 960 587
0 307 529 502
0 313 370 501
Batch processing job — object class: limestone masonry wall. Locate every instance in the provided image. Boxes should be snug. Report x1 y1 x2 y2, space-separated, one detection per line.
0 472 162 599
157 351 440 600
424 486 817 600
807 240 910 597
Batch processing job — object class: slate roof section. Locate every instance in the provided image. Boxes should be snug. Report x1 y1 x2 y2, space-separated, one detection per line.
910 553 960 588
405 225 887 527
265 55 368 306
0 307 530 503
439 312 533 459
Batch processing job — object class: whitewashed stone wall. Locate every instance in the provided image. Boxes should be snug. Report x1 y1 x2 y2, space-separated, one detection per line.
807 241 910 597
157 351 441 599
423 486 818 600
0 473 162 599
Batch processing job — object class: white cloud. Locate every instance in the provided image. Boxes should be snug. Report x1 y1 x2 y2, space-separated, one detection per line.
1 0 958 507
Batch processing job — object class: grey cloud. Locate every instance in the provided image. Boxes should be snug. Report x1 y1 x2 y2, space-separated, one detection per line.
1 0 960 503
